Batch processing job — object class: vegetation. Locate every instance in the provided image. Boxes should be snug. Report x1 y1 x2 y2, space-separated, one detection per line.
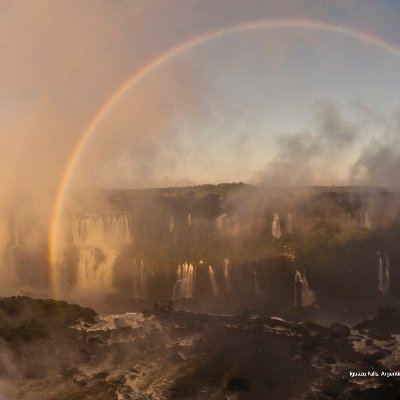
0 296 96 344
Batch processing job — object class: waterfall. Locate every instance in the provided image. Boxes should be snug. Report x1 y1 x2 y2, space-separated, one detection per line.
208 266 219 297
169 216 175 233
108 215 131 248
360 210 371 229
72 214 130 293
253 270 261 296
272 213 281 239
132 259 148 299
294 271 316 307
172 263 195 300
377 251 390 294
216 213 228 230
223 258 232 293
287 213 293 234
187 214 192 226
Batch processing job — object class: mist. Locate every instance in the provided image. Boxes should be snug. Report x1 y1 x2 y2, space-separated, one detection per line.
3 1 400 399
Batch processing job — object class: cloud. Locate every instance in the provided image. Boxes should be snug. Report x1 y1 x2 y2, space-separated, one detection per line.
254 101 358 186
351 111 400 187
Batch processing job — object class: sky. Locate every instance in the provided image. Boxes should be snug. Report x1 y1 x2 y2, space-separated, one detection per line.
2 0 400 207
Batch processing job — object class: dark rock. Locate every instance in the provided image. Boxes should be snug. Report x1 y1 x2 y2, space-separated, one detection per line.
323 353 336 364
301 339 315 351
370 350 388 360
321 378 345 397
365 338 374 346
369 329 392 341
300 320 326 334
59 366 79 377
93 371 109 379
109 377 125 386
226 377 250 392
330 323 350 339
350 387 393 399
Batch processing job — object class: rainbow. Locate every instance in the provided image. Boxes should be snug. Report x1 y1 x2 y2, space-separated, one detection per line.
48 18 400 297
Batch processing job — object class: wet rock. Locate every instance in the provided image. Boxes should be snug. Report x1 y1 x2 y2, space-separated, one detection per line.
365 338 373 346
354 307 400 337
226 377 250 392
330 323 350 339
321 378 345 398
301 339 314 351
322 353 336 364
370 350 388 360
369 329 392 341
93 371 108 379
109 376 125 386
59 365 79 377
350 387 393 399
301 321 326 335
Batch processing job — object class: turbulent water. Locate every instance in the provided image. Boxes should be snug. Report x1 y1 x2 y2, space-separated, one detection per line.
9 308 400 400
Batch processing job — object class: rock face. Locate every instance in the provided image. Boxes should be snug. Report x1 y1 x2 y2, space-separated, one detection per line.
0 298 400 399
330 323 351 339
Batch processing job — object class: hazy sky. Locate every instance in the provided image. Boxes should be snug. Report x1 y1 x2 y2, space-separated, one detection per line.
2 0 400 195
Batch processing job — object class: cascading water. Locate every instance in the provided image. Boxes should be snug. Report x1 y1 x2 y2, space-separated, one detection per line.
223 258 232 293
287 213 293 234
216 213 228 230
377 251 390 294
187 214 192 226
294 271 316 307
72 214 131 293
132 259 148 299
108 215 131 248
172 263 195 300
360 210 371 229
272 213 281 239
169 216 175 233
208 266 219 296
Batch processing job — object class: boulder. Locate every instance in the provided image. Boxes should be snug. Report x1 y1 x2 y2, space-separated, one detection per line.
330 323 350 339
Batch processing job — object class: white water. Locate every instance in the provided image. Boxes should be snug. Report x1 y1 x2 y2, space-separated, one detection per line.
223 258 232 293
72 214 130 293
272 213 281 239
294 270 316 306
173 263 195 299
216 213 228 230
360 210 371 229
132 259 148 299
287 213 293 234
377 251 390 294
208 266 219 296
